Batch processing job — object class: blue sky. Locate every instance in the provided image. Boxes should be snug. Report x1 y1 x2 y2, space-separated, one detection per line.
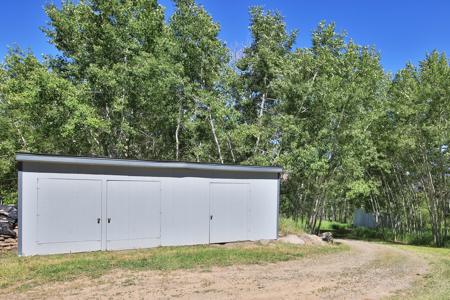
1 0 449 73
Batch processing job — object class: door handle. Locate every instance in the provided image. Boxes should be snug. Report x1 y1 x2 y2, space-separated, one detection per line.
108 218 111 223
210 215 213 220
97 218 101 224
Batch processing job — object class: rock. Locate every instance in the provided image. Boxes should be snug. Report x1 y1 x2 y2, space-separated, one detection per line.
296 233 326 245
278 234 306 245
321 232 334 243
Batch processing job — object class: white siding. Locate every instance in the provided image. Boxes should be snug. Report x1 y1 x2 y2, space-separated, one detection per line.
247 179 278 240
19 163 279 256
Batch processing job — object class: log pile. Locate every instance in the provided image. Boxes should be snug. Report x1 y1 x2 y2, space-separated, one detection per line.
0 204 18 250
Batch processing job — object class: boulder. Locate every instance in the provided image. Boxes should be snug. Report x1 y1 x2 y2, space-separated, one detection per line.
321 232 334 243
279 234 306 245
297 233 326 245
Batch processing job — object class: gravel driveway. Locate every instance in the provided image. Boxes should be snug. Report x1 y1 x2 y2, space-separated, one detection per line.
6 240 429 299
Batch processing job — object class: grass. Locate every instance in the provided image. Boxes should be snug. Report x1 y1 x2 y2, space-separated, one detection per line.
318 220 351 231
279 217 306 235
390 245 450 300
0 242 347 292
280 218 450 248
279 217 351 236
338 227 450 248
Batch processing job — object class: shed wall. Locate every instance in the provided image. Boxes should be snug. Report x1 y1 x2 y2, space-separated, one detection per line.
19 162 279 256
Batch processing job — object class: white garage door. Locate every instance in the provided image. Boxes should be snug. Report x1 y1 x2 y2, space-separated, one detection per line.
37 178 102 251
209 183 249 243
106 180 161 250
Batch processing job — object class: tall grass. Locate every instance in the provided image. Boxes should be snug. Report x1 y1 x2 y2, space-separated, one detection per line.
279 218 305 235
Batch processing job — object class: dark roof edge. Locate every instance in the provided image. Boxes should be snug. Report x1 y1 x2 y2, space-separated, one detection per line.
15 153 282 174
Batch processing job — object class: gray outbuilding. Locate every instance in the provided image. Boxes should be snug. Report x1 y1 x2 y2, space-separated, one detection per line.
16 153 281 256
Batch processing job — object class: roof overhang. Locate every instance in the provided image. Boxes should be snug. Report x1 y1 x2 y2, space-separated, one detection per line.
16 153 282 174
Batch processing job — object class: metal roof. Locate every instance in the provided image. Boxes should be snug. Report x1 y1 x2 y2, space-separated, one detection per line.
16 153 282 174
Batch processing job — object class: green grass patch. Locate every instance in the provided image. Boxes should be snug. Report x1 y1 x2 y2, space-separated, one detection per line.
0 242 347 291
341 227 449 248
279 217 351 236
279 216 448 248
319 220 351 232
280 217 449 248
390 245 450 300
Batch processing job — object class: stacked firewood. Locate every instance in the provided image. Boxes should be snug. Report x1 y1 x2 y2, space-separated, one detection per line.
0 204 18 250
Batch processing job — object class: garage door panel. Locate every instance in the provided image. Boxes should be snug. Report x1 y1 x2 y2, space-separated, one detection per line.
107 180 161 249
37 179 102 245
106 181 129 241
209 183 249 243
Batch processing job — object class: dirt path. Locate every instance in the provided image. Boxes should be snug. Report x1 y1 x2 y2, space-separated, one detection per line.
9 240 429 299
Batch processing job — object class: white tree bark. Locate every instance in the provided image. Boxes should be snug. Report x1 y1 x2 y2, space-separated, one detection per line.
209 112 224 164
175 103 183 161
254 92 267 153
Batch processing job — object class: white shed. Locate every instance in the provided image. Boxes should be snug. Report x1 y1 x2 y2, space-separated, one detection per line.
16 153 281 256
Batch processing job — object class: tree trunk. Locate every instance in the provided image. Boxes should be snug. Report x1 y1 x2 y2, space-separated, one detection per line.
226 135 236 163
209 112 224 164
175 103 183 161
254 92 267 153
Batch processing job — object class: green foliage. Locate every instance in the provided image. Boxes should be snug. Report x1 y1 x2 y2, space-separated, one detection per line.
168 0 235 163
44 0 180 159
276 21 389 234
236 6 297 164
